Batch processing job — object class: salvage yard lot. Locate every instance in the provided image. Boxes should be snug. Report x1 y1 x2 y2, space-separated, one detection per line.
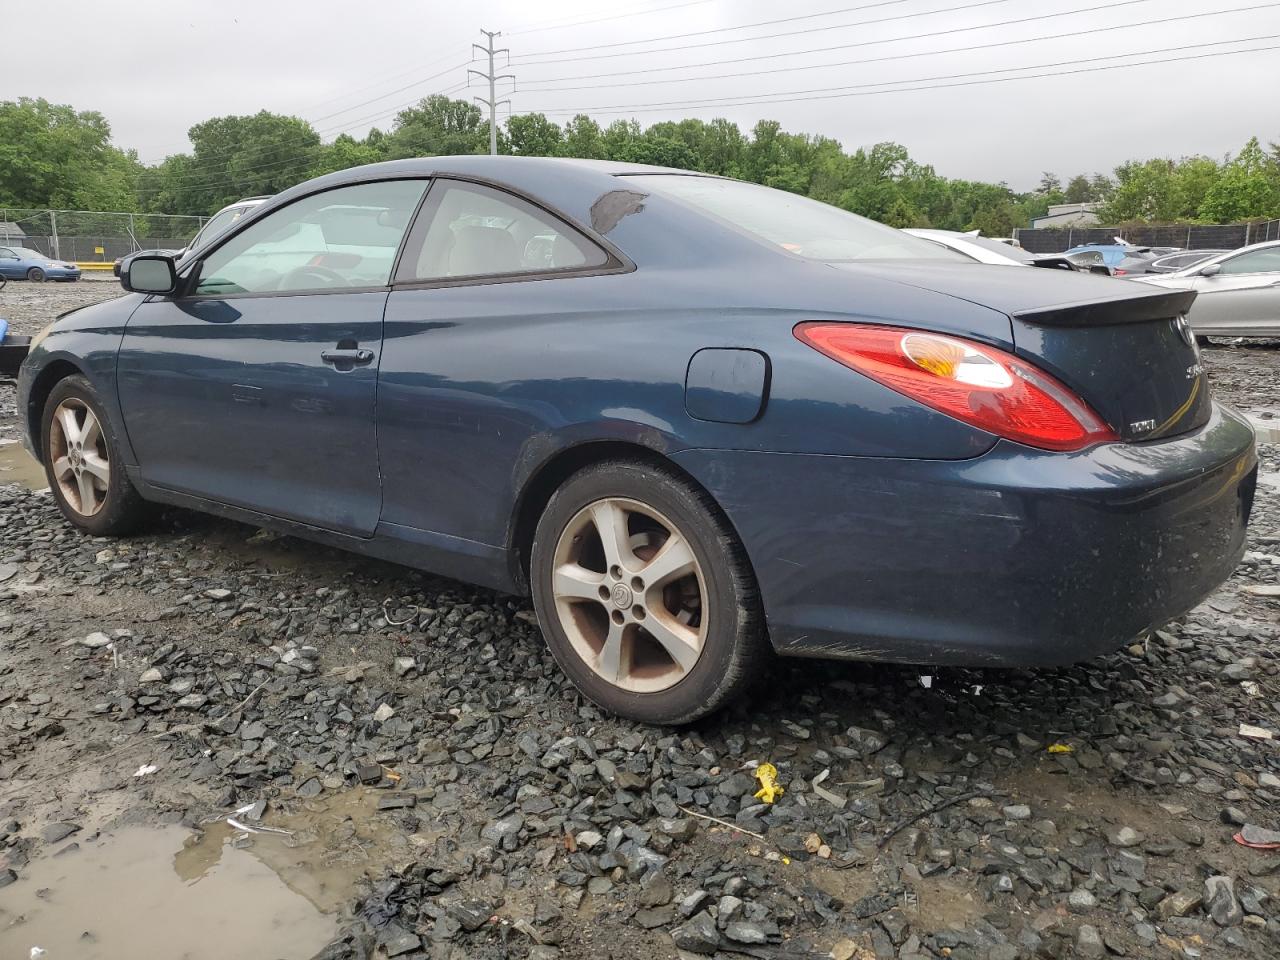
2 281 1278 959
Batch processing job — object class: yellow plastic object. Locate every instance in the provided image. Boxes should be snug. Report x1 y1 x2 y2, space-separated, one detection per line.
753 763 784 804
1047 743 1074 754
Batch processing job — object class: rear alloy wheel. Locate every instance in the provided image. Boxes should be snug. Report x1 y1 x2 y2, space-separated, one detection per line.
531 460 767 724
27 266 45 282
42 375 148 536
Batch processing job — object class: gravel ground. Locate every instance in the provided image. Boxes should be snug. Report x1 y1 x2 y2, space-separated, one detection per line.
1 281 1278 959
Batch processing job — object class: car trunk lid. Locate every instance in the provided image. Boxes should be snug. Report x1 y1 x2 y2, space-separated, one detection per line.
829 262 1211 442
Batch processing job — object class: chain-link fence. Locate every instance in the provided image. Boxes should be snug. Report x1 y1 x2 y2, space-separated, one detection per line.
1015 218 1280 253
0 209 207 262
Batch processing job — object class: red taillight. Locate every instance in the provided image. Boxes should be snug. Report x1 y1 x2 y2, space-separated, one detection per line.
794 323 1118 452
1114 269 1128 276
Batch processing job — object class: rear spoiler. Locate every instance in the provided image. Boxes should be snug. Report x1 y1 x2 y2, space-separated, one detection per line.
1015 288 1197 327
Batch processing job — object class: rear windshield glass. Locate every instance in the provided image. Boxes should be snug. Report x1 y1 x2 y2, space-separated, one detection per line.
627 175 967 262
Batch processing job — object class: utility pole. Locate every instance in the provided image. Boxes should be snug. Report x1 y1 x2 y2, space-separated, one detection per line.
470 29 514 156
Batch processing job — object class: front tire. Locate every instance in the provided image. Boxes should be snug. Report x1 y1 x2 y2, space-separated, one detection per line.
42 375 148 536
27 267 45 282
531 460 767 724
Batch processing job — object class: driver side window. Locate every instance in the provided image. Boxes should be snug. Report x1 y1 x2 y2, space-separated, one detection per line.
193 180 427 296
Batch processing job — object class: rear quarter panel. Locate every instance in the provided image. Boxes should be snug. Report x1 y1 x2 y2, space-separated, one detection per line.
378 255 1009 549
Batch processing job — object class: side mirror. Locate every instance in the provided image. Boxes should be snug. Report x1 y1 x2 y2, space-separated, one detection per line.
1198 263 1221 277
121 254 178 294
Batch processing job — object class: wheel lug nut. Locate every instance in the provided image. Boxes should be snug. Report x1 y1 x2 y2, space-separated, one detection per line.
609 564 623 580
631 576 645 592
632 605 646 620
598 585 611 602
610 609 625 625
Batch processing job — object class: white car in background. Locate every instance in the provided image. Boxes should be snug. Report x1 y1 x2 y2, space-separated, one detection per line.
1130 239 1280 338
904 229 1085 272
113 196 270 277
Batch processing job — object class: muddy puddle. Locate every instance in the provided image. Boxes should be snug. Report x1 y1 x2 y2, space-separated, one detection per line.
0 825 337 960
0 788 420 959
0 440 47 492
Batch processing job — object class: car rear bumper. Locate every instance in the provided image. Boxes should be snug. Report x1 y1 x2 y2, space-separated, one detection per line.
673 402 1257 667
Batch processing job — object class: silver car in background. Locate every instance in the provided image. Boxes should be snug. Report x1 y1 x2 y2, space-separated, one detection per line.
1145 249 1229 274
1132 240 1280 337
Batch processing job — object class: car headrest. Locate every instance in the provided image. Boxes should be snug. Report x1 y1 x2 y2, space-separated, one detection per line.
449 226 519 277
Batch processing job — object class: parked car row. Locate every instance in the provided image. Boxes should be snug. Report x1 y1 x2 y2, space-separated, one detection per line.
904 230 1090 272
909 231 1280 338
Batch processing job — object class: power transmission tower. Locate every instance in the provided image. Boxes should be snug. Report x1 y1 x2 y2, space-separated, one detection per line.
469 29 514 156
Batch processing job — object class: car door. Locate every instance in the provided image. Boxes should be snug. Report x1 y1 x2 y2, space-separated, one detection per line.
0 248 21 277
378 178 621 545
117 178 429 536
1187 246 1280 333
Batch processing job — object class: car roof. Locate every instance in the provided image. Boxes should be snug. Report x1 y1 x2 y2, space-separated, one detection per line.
258 155 713 238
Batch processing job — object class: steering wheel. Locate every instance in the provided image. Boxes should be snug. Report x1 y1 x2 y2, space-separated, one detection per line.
279 264 347 290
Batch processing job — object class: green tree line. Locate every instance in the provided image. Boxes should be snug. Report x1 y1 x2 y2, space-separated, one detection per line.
3 95 1279 231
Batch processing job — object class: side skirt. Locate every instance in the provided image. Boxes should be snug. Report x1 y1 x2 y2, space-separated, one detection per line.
127 469 522 596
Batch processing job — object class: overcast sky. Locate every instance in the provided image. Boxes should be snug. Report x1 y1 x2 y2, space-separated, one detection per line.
10 0 1280 190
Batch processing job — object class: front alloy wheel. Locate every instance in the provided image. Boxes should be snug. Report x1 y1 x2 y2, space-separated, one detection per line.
41 374 148 536
531 460 767 724
49 398 110 516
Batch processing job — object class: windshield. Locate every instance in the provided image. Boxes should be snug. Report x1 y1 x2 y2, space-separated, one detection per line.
627 175 967 262
190 205 255 252
7 247 48 259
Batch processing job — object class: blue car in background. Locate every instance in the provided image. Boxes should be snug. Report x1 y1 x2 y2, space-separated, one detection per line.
1063 243 1141 268
0 245 81 282
14 157 1257 723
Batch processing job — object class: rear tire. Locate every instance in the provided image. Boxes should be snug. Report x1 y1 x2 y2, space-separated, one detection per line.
41 375 148 536
531 459 767 724
27 267 45 282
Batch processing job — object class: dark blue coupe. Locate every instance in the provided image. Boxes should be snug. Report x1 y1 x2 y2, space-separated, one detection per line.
17 157 1256 723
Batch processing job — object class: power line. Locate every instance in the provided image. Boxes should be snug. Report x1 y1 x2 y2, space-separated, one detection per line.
515 0 916 55
146 70 473 192
523 36 1280 115
512 0 1024 64
152 82 472 195
311 82 472 139
508 0 717 36
290 45 473 116
309 60 471 124
516 1 1280 93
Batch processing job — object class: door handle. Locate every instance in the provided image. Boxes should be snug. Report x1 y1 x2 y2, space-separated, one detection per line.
321 347 375 366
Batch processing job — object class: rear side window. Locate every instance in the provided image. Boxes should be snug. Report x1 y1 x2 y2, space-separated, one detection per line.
400 180 608 282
